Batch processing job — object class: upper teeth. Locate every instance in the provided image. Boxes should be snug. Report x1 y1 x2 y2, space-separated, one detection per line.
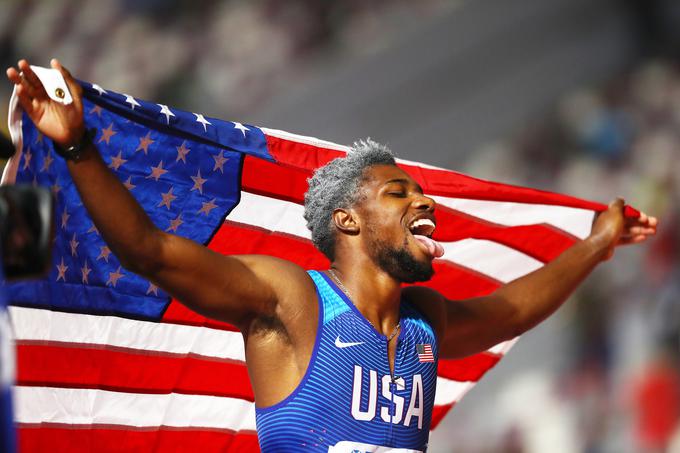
410 219 435 229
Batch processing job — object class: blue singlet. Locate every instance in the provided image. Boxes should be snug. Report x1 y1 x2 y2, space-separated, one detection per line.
255 270 439 452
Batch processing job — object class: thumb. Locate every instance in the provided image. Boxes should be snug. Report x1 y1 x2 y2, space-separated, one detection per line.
609 197 624 212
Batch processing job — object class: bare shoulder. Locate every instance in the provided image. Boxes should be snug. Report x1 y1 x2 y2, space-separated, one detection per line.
231 254 319 326
402 285 447 339
232 254 317 301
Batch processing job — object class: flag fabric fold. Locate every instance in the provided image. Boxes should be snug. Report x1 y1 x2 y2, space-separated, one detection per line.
2 69 631 452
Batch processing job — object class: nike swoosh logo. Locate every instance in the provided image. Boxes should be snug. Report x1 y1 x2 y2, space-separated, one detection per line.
334 336 365 348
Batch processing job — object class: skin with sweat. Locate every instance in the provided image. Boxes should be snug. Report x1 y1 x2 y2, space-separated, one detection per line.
6 59 658 408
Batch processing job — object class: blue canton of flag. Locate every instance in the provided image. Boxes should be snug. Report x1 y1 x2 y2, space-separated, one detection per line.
7 80 272 322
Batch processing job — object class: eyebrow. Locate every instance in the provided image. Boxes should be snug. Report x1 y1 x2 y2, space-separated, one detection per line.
384 178 424 193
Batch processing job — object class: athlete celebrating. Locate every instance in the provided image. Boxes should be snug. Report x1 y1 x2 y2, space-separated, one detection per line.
6 59 657 452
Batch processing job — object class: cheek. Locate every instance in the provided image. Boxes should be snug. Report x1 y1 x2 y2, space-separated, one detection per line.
365 214 401 236
365 219 411 250
359 201 406 238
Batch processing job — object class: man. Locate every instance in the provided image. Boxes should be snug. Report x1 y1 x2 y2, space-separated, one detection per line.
6 59 657 452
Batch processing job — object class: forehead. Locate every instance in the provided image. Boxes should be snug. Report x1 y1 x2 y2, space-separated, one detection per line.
361 164 418 189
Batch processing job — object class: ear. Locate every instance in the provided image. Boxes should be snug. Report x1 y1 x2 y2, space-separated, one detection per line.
332 208 360 235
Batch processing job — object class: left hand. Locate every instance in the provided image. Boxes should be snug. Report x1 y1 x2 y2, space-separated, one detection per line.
6 59 84 148
590 198 658 260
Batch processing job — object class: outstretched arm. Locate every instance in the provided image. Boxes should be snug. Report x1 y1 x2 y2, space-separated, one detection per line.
426 199 657 359
5 59 312 329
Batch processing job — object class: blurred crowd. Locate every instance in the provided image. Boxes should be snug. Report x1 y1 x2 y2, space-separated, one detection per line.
466 60 680 453
1 1 679 452
0 0 451 124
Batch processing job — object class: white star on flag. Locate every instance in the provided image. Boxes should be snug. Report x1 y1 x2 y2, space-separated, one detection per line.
124 94 141 110
91 83 107 95
158 104 175 124
233 122 249 137
194 113 211 132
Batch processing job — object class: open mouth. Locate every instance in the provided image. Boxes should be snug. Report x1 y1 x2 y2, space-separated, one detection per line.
408 218 436 238
407 218 444 258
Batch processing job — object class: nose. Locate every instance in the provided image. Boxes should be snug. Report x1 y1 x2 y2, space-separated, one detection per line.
413 193 435 211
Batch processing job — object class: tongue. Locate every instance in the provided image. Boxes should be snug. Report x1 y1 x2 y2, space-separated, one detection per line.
413 235 444 258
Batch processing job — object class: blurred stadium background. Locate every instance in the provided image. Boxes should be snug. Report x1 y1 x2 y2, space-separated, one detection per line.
1 0 679 451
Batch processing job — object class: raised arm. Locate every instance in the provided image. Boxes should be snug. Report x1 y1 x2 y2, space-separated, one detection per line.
411 199 657 359
5 59 312 329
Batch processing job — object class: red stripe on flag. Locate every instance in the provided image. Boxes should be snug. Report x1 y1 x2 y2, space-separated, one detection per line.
417 261 501 300
163 212 570 328
437 352 502 382
430 404 455 430
242 155 310 204
265 134 343 171
162 221 330 327
211 222 503 299
263 134 614 211
434 206 576 262
16 343 254 400
211 221 330 268
405 165 606 209
162 300 239 332
18 425 259 453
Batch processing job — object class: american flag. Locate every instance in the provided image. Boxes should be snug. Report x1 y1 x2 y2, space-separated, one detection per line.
0 266 16 453
417 344 435 363
2 68 638 452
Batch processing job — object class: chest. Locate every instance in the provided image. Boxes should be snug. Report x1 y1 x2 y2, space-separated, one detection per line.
315 312 438 428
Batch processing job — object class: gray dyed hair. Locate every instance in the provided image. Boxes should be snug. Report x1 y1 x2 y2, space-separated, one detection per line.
304 138 396 260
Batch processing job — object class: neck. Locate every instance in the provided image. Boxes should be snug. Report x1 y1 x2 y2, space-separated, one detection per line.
329 256 402 335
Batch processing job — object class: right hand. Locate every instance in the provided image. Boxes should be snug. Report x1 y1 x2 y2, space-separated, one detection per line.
589 198 657 260
6 58 85 148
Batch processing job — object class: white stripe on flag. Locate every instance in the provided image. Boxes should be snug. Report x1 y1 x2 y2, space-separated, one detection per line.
261 127 454 170
260 128 351 152
228 191 311 239
9 306 245 361
9 306 515 361
231 193 545 284
434 378 476 406
488 337 519 355
441 239 543 283
14 386 256 430
0 309 14 387
432 196 595 239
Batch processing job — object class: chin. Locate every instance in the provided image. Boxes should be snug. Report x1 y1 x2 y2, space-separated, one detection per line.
374 241 434 283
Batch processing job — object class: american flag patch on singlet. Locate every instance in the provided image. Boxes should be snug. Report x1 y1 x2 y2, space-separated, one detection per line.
417 344 434 363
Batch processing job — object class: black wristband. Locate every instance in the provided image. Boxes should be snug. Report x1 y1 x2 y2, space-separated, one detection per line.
53 128 96 161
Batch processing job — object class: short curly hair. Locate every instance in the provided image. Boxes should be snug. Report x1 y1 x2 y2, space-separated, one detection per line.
303 138 396 260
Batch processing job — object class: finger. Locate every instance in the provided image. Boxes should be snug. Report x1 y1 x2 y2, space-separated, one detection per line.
7 67 34 95
626 221 658 237
647 215 658 228
625 226 657 236
15 62 46 100
626 212 657 228
609 197 625 211
17 60 44 93
618 234 647 246
634 212 659 228
6 67 22 84
51 58 82 110
6 67 37 100
14 84 36 117
17 60 40 90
